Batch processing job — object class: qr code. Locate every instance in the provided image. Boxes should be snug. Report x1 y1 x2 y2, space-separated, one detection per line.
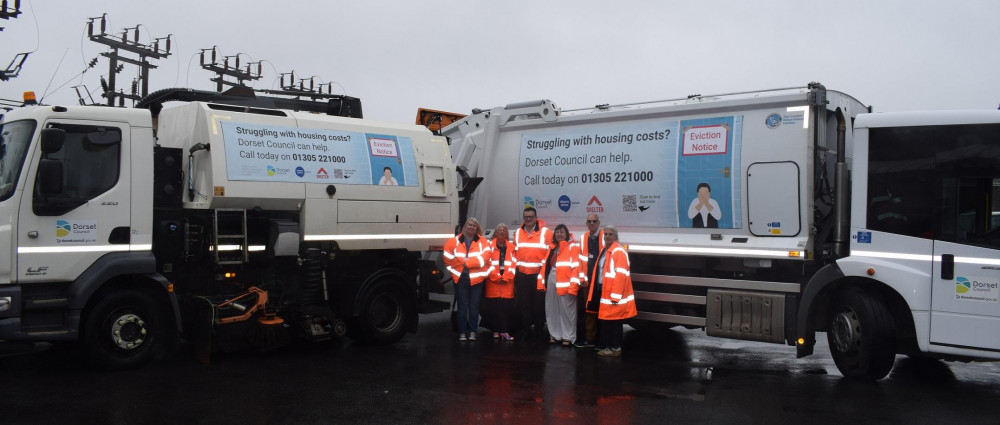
622 194 637 212
334 169 344 179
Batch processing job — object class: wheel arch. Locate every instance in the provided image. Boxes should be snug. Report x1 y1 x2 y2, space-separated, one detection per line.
71 252 181 348
798 264 917 355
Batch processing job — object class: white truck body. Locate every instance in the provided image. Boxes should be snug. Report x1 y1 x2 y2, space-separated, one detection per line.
442 84 1000 379
0 97 457 367
155 102 455 251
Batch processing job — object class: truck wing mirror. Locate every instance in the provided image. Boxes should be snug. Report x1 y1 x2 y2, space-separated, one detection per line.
85 130 121 146
40 128 66 154
37 158 64 195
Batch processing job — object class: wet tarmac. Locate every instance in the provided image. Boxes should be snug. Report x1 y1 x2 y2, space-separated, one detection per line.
3 298 1000 425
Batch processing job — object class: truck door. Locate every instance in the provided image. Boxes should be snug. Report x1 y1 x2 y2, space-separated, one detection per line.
930 176 1000 351
16 121 130 284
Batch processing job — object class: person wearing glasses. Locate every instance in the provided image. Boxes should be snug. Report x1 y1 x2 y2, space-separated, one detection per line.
594 225 636 357
575 213 604 348
512 206 551 339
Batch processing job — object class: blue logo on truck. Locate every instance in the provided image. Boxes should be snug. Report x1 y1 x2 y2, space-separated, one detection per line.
765 113 782 129
558 195 572 212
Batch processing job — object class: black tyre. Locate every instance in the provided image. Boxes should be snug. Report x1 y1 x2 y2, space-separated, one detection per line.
827 287 897 380
349 281 413 345
83 290 163 369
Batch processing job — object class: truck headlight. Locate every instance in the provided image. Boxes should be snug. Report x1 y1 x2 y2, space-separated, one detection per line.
0 296 11 312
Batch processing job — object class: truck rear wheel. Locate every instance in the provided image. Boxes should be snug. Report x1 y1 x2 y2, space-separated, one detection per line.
827 287 896 380
349 280 412 345
83 290 163 369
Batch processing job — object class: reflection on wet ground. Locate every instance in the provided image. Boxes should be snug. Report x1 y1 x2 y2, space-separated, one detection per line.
3 304 1000 424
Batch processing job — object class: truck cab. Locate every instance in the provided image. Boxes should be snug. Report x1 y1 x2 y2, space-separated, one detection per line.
836 111 1000 365
0 106 161 346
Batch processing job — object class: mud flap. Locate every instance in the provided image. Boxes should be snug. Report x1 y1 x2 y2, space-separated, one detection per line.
191 297 215 364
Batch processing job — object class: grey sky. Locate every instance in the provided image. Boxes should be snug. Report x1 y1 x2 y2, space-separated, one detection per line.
2 0 998 122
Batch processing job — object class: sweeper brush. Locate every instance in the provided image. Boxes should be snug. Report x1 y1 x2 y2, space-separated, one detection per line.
193 286 293 362
249 313 292 350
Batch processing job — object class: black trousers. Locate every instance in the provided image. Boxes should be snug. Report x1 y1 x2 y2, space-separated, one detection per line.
598 319 624 349
514 271 544 335
484 297 515 333
575 287 588 341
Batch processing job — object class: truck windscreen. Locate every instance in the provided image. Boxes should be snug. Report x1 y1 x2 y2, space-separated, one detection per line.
0 119 36 202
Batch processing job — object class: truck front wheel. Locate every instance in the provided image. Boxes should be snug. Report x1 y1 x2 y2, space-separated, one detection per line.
826 287 896 380
83 290 163 369
349 280 412 345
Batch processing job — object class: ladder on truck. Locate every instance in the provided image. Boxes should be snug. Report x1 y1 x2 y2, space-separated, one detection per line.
213 209 248 265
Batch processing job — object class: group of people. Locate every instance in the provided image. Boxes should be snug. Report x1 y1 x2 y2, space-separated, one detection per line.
442 208 637 357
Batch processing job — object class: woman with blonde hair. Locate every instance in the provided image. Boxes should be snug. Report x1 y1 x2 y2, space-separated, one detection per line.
443 218 491 341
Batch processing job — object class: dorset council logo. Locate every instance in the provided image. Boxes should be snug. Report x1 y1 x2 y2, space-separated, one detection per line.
956 276 971 294
523 197 535 209
266 165 276 176
56 220 72 237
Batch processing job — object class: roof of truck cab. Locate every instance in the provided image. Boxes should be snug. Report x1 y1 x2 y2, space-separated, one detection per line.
855 110 1000 128
1 104 152 128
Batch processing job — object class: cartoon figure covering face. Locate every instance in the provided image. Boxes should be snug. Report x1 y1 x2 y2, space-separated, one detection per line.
688 182 721 228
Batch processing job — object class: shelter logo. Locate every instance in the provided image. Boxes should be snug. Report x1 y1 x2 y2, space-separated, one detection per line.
586 196 604 213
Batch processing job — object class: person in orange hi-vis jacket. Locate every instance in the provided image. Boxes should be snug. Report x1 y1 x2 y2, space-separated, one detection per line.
594 225 637 357
540 223 583 345
485 223 516 341
443 218 491 342
512 206 551 339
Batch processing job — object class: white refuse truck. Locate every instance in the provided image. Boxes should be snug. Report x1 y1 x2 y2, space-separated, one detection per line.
0 89 456 367
440 83 1000 380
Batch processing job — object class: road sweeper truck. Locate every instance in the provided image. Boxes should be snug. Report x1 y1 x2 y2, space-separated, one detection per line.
0 89 456 367
440 83 1000 380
